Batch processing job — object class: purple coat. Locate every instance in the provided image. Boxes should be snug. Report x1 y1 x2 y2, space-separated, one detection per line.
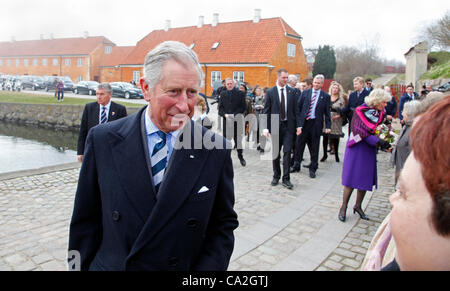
341 134 379 191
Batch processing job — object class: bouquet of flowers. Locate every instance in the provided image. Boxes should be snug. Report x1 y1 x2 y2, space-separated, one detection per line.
375 123 398 146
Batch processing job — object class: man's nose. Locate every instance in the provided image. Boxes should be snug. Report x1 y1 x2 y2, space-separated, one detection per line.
175 91 189 113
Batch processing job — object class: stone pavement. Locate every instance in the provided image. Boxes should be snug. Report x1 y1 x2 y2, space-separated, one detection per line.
0 105 396 271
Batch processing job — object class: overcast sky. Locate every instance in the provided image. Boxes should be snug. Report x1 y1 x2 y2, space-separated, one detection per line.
1 0 448 62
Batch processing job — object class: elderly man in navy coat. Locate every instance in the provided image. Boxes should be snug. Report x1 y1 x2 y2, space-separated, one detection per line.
68 41 238 271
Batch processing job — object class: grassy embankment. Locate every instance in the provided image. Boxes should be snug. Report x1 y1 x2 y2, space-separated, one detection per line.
0 91 144 108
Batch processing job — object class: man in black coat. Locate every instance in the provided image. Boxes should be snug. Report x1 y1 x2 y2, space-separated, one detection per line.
77 83 127 162
340 76 369 135
291 74 331 178
262 69 301 189
218 78 247 166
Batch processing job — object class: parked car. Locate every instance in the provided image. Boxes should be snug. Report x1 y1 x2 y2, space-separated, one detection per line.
44 76 75 92
74 81 99 95
110 82 143 99
436 81 450 93
20 75 45 91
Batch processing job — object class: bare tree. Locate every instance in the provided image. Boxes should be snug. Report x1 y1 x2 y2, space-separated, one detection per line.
416 10 450 50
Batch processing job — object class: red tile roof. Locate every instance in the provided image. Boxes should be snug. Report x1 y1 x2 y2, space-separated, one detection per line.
100 46 134 67
0 36 115 57
122 17 301 65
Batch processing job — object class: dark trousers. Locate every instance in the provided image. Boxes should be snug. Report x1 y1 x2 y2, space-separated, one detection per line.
57 90 64 100
322 135 340 160
272 121 292 181
294 119 320 172
222 117 244 158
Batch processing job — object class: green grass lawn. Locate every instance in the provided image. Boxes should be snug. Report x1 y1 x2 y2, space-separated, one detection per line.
0 91 144 108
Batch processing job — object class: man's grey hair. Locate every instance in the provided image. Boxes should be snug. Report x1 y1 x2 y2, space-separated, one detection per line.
288 74 298 84
143 41 203 89
97 82 112 93
403 100 422 120
313 74 325 83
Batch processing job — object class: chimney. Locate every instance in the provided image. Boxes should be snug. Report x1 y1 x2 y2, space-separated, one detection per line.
50 33 54 40
197 15 204 28
212 13 219 27
83 31 89 39
40 34 44 40
253 9 261 23
11 36 15 42
164 20 171 32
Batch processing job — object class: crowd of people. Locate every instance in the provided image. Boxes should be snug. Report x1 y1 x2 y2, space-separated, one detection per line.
71 40 449 271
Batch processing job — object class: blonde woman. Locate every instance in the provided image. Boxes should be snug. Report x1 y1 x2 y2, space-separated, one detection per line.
321 81 347 162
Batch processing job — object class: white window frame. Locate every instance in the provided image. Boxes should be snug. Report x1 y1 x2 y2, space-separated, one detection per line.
42 59 48 66
33 59 38 66
6 59 11 67
232 71 244 83
105 46 112 54
77 75 83 82
211 71 221 85
0 60 3 66
15 59 20 66
65 58 71 66
24 59 29 67
132 71 140 83
52 58 58 66
287 43 296 57
77 58 83 67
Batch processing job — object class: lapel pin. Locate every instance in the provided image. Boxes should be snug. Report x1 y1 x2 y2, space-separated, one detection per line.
112 111 116 116
189 155 195 159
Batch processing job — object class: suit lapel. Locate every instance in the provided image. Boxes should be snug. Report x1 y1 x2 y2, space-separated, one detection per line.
127 121 210 258
108 107 155 223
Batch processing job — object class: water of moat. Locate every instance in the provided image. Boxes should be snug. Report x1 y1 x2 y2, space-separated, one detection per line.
0 121 78 174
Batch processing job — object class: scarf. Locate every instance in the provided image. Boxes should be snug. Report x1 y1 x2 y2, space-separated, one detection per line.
348 103 384 147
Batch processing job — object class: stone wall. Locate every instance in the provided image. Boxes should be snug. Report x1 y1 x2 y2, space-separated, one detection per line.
0 103 141 130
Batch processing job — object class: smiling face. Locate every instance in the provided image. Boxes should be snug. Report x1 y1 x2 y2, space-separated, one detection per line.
277 72 289 87
389 153 450 270
140 59 200 133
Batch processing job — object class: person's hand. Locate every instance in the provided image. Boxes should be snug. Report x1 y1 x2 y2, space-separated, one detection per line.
387 115 393 121
386 147 394 153
263 129 270 138
77 155 83 163
325 128 331 134
332 115 340 121
296 127 302 135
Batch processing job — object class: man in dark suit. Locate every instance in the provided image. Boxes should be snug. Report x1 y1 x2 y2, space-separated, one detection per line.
76 83 127 162
291 74 331 178
398 83 418 123
340 76 369 135
218 78 247 166
68 41 238 271
262 69 301 189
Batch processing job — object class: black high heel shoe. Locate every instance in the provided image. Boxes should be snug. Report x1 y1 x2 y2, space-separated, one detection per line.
338 207 346 222
353 207 369 220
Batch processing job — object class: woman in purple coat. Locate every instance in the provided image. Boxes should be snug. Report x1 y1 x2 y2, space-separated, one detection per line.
338 89 392 222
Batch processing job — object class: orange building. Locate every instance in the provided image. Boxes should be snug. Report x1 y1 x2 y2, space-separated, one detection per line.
0 35 115 82
115 14 308 95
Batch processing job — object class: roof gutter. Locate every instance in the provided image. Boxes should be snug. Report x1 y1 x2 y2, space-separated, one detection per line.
285 32 302 40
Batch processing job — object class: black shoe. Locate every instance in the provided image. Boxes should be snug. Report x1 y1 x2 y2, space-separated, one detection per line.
353 207 369 220
239 158 246 167
282 180 293 189
290 166 300 173
335 156 340 163
320 156 327 162
338 207 346 222
259 148 265 153
309 170 316 178
271 178 279 186
303 164 311 169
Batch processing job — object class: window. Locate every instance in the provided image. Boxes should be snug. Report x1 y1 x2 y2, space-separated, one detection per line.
42 59 48 66
33 59 38 66
105 46 112 54
287 43 296 57
15 59 20 66
24 59 29 67
6 59 11 67
65 58 71 66
133 71 140 83
211 71 221 85
78 75 83 82
52 58 58 66
211 42 220 49
77 58 83 67
0 60 3 66
233 71 244 83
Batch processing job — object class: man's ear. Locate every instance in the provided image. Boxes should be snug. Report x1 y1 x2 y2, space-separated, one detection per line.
140 78 151 102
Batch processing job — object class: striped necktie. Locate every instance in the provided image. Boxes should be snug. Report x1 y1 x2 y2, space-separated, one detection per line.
100 106 107 124
151 130 168 193
306 91 318 120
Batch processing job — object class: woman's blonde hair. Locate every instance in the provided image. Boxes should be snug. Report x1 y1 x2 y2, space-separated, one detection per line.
328 81 344 99
365 88 392 107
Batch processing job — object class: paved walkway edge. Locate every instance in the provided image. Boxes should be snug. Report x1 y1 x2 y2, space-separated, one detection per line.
0 162 81 181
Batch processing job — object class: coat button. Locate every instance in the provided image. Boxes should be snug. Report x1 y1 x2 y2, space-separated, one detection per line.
112 211 120 221
187 218 198 228
168 257 179 267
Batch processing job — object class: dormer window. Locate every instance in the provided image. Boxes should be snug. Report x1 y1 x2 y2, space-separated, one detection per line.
105 46 112 54
211 42 220 49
